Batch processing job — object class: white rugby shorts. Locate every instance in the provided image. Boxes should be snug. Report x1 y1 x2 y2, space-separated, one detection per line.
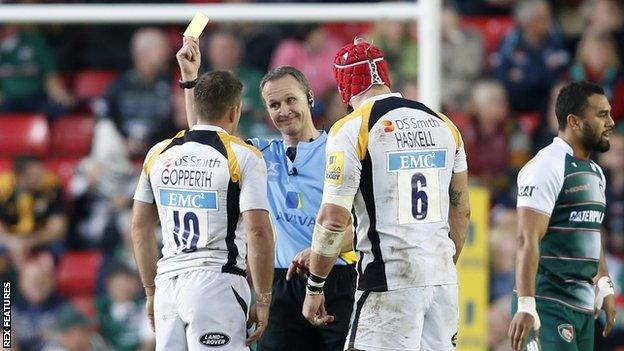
154 268 251 351
345 284 458 351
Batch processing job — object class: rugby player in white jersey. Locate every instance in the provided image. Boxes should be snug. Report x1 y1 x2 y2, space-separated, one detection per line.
131 65 274 350
301 39 471 351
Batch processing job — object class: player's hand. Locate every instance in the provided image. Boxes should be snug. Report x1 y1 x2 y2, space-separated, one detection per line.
287 248 311 280
508 312 539 351
145 294 155 332
176 36 201 81
302 293 334 327
596 294 617 337
246 303 269 345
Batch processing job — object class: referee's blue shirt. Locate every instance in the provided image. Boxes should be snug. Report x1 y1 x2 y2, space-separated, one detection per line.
250 132 350 269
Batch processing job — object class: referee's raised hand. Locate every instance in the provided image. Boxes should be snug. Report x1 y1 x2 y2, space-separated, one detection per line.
176 36 201 81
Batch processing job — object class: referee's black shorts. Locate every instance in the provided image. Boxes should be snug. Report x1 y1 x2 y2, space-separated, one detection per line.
257 265 357 351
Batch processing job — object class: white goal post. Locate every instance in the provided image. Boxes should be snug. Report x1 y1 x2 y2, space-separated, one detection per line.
0 1 441 108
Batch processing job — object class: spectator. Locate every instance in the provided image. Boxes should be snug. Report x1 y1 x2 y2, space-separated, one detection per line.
488 294 513 351
43 304 112 351
488 209 516 302
95 263 154 351
492 0 570 112
0 155 68 265
270 25 342 98
570 32 624 123
68 147 137 254
0 25 74 117
93 27 175 159
532 81 567 152
13 253 65 351
582 0 624 62
441 4 484 113
460 80 516 204
370 21 419 83
204 29 267 138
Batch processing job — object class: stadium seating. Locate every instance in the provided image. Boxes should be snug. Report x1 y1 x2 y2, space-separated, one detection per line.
51 115 95 158
44 158 80 193
462 16 514 58
73 70 118 100
0 114 50 157
0 159 11 173
57 250 103 298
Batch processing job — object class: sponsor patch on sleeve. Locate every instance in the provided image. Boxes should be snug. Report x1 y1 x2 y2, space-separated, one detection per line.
325 151 344 185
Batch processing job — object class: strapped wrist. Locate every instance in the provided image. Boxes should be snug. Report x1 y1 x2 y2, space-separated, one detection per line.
517 296 541 330
179 78 198 89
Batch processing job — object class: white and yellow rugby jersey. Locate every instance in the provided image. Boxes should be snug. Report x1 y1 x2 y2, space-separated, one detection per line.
134 124 268 278
323 93 467 291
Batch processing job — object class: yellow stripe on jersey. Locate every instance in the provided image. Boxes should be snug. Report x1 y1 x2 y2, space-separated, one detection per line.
228 136 263 159
339 250 358 264
217 132 241 183
143 130 186 175
329 102 375 160
435 111 463 151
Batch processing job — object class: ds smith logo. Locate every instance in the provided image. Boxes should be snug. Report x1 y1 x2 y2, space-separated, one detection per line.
381 120 395 133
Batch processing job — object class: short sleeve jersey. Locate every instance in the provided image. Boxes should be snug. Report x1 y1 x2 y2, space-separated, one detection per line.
133 125 268 277
323 93 468 291
517 137 606 313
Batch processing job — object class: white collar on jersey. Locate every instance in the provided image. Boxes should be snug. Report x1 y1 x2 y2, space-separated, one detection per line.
360 92 402 105
191 124 227 133
552 137 574 154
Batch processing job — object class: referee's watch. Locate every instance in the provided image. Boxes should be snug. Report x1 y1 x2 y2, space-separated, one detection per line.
179 78 198 89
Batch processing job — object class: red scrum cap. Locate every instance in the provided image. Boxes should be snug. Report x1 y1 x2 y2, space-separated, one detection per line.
333 39 391 105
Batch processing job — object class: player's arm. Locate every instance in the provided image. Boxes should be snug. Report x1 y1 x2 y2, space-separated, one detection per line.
236 145 274 344
130 200 160 329
304 117 361 327
448 170 470 263
509 208 549 351
176 36 201 128
594 236 616 337
309 204 352 278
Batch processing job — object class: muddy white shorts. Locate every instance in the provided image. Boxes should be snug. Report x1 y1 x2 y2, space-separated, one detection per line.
154 268 251 351
345 284 458 351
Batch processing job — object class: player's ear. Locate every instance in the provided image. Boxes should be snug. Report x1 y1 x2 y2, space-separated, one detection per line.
308 91 315 108
567 114 581 131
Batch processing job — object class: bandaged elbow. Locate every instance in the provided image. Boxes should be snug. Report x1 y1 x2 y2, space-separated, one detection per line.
311 223 346 257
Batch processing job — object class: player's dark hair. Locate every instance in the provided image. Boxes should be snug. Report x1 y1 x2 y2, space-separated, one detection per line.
260 66 313 102
555 81 605 131
194 70 243 122
13 155 41 175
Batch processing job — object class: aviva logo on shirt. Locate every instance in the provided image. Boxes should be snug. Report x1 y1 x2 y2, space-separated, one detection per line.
285 191 304 209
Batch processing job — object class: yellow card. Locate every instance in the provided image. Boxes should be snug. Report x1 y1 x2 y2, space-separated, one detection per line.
184 12 209 38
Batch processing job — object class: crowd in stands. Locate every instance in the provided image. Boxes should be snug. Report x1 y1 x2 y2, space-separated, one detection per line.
1 0 624 350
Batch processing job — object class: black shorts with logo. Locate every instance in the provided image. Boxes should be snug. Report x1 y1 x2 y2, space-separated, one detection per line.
258 265 357 351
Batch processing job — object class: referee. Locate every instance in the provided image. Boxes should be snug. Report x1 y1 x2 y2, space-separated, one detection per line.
252 66 357 351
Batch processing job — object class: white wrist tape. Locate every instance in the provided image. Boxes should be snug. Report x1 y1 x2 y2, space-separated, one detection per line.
517 296 541 330
595 276 615 310
311 223 345 257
